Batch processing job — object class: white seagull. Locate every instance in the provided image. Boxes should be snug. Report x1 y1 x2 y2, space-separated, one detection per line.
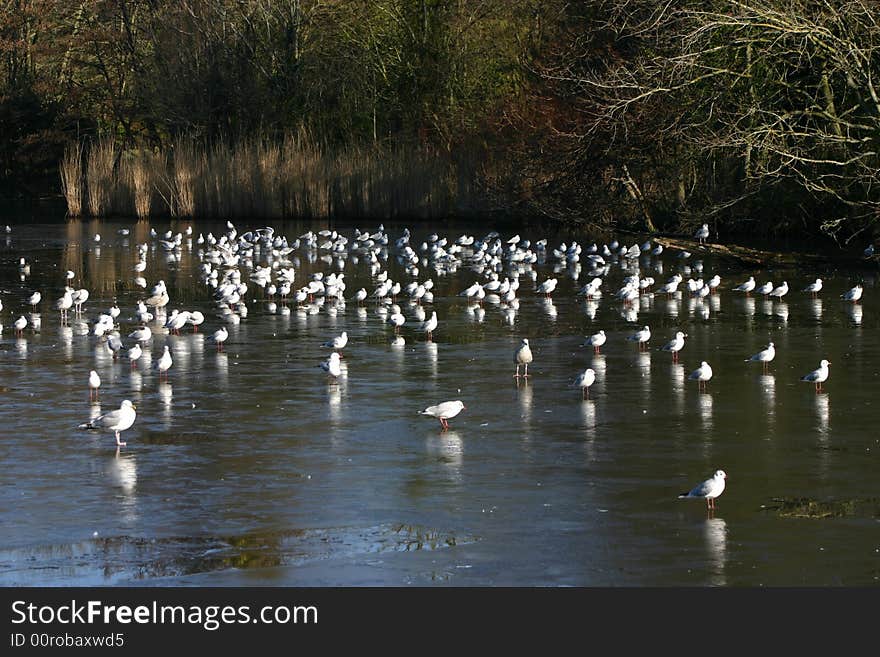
322 331 349 356
627 326 651 351
802 278 823 296
514 338 533 378
573 368 596 399
688 361 713 391
746 342 776 373
88 370 101 401
734 276 756 295
79 399 137 446
319 351 342 381
841 284 863 303
679 469 727 510
801 359 830 393
157 345 173 379
420 400 466 431
660 331 687 362
583 330 606 354
212 326 229 351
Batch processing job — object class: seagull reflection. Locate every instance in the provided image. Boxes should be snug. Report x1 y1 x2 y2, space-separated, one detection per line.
698 392 714 434
620 305 638 323
703 517 727 585
214 351 228 388
760 374 775 427
583 300 598 320
774 302 789 323
517 379 533 429
328 385 343 425
637 352 651 396
664 297 679 318
107 451 138 497
815 392 830 440
739 296 755 317
158 380 173 420
541 298 557 321
709 294 720 313
591 354 606 380
671 362 685 415
426 431 463 483
130 370 143 393
848 303 863 326
809 298 823 320
357 306 368 322
60 325 73 360
425 341 438 378
15 337 27 357
760 298 773 317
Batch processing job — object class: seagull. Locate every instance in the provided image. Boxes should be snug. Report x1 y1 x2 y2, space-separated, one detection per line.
128 343 143 368
573 368 596 399
157 345 173 379
319 351 342 381
13 315 27 335
688 361 713 392
802 278 823 296
212 326 229 351
420 400 466 431
734 276 756 295
88 370 101 401
422 311 438 342
322 330 348 356
769 281 789 300
679 470 727 510
583 330 606 354
660 331 687 362
627 326 651 351
801 359 830 393
841 284 863 303
746 342 776 373
27 291 41 310
128 326 152 345
756 281 774 297
514 338 533 378
536 277 558 298
79 399 137 447
695 223 710 245
187 310 205 332
55 289 73 323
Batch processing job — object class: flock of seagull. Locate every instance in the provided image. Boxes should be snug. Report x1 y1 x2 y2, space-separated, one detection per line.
2 220 876 509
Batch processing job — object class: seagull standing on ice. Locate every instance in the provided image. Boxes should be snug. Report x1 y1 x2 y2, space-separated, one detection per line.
746 342 776 373
688 361 713 391
319 351 342 382
157 345 173 380
212 327 228 351
734 277 756 295
802 279 823 297
79 400 137 447
841 284 863 303
583 330 606 354
420 400 466 431
695 223 710 245
88 370 101 401
660 331 687 362
769 281 789 300
679 469 727 510
27 291 41 310
514 338 533 378
573 368 596 399
422 311 438 342
627 326 651 351
322 331 348 357
801 359 830 393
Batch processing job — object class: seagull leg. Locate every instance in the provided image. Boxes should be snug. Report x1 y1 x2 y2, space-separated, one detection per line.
514 364 520 378
524 363 530 378
115 431 126 447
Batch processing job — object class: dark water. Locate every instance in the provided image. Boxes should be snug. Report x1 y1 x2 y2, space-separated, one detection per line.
1 217 879 586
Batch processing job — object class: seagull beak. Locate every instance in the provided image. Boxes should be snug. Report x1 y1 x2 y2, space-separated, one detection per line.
131 404 137 410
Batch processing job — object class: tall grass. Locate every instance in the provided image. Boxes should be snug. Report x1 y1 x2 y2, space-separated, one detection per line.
61 131 467 220
59 142 84 217
86 138 116 217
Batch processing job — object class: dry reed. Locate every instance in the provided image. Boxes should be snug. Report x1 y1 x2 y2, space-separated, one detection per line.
60 142 84 217
66 130 464 220
86 137 116 217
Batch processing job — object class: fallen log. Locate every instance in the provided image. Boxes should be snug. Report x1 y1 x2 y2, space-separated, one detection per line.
652 235 874 268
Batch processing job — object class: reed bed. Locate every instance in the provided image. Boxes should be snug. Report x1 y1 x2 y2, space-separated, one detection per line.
60 132 464 220
59 142 84 217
